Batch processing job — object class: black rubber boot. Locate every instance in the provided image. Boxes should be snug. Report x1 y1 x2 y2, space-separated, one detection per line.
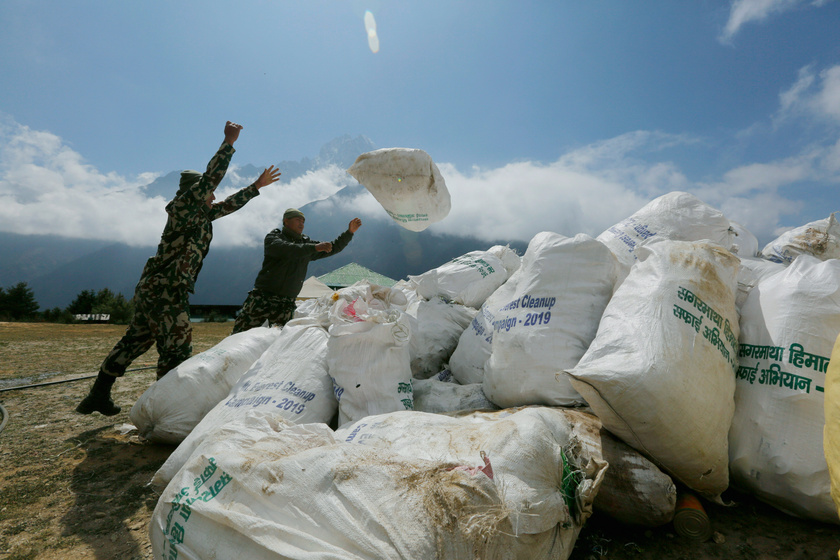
75 372 121 416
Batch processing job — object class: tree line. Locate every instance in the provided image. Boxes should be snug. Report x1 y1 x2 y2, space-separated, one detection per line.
0 283 134 324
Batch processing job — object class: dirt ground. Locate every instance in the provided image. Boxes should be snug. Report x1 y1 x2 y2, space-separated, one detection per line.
1 321 839 560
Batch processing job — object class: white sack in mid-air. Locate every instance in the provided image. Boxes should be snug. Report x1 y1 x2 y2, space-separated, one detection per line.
347 147 451 231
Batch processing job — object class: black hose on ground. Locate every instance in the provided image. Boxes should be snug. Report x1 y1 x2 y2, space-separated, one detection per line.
0 366 156 394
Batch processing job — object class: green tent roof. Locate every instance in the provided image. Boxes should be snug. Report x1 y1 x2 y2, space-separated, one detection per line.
318 262 398 288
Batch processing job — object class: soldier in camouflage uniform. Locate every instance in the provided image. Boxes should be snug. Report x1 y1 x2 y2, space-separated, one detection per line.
76 121 282 416
231 209 362 333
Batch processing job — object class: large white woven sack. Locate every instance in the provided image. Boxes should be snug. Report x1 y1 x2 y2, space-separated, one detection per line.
596 191 735 273
730 221 759 257
567 239 740 500
336 407 606 545
392 279 422 306
151 408 602 560
129 326 281 444
483 232 619 408
759 212 840 265
448 273 520 385
731 255 840 523
825 334 840 529
563 408 677 527
347 147 450 231
406 297 476 379
408 247 512 309
328 296 413 427
150 318 334 488
487 244 522 276
735 256 785 311
412 371 498 413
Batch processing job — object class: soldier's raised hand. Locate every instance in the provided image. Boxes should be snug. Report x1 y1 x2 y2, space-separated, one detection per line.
348 218 362 233
255 165 282 189
224 121 243 145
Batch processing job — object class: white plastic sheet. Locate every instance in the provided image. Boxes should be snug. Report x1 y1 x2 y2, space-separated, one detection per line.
730 221 759 257
294 280 408 327
735 256 785 311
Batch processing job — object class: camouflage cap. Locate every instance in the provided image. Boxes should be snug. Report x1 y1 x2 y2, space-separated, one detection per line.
283 208 305 221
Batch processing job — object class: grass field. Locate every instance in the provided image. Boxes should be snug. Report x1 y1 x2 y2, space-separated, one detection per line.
0 321 232 560
0 321 234 383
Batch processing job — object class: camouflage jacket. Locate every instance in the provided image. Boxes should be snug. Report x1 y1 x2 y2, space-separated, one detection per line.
136 143 259 300
253 226 353 298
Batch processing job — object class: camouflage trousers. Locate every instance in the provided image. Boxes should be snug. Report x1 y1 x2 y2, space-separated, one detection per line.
232 289 296 334
99 293 192 380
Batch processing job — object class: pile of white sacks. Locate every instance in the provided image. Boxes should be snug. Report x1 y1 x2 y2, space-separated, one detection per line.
131 191 840 560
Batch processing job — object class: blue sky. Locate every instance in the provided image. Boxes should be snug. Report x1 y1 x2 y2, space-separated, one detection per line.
1 0 839 251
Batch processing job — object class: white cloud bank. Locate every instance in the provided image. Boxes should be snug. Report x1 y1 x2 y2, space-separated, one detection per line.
0 115 355 248
777 64 840 124
3 69 840 253
0 116 165 245
719 0 834 43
